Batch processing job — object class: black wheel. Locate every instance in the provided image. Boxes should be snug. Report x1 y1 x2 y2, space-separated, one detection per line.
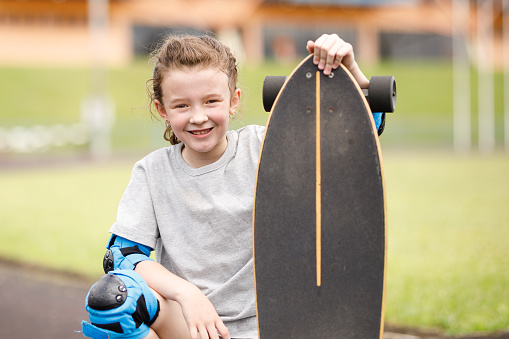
262 76 287 112
367 76 396 113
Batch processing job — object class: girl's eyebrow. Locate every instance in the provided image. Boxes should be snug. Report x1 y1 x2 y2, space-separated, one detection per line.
167 97 187 105
168 93 225 104
203 93 225 100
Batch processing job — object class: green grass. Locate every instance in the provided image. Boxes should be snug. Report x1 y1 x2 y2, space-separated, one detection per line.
0 162 133 277
383 152 509 335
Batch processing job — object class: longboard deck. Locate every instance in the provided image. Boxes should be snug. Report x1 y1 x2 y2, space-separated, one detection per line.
253 55 386 338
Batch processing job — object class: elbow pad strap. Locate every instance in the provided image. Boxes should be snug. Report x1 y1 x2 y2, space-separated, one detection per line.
103 235 153 273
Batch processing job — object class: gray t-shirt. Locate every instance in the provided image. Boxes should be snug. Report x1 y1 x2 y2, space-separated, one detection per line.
110 125 265 338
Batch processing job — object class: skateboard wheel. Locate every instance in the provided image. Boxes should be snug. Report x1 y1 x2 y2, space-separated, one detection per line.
367 76 396 113
262 76 287 112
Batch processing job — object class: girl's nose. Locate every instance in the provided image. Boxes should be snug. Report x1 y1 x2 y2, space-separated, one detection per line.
189 108 208 125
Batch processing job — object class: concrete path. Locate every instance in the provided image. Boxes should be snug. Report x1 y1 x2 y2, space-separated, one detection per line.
0 260 91 338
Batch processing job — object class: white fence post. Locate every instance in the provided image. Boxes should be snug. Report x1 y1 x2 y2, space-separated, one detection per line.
504 0 509 153
452 0 472 155
477 0 496 155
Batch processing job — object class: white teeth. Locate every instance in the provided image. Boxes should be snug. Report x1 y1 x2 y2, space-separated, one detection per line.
191 128 211 135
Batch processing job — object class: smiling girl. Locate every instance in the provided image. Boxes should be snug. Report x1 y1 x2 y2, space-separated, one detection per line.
82 33 382 339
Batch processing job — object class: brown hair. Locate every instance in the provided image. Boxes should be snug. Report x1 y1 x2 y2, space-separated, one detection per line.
149 34 239 144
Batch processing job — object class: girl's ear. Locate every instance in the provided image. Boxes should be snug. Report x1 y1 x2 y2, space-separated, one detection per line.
154 99 167 120
230 88 241 113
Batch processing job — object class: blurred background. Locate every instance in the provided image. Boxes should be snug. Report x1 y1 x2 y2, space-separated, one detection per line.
0 0 508 338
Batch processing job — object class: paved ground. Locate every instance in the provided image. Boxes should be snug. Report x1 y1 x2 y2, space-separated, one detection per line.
1 259 507 339
0 259 92 338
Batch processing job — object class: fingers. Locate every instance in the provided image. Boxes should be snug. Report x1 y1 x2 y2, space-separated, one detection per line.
307 34 369 88
306 40 315 54
216 320 231 339
189 327 198 339
309 34 354 75
189 320 230 339
179 284 230 339
189 325 212 339
199 325 209 339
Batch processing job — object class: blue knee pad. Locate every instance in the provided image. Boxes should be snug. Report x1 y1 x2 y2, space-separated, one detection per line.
82 269 160 339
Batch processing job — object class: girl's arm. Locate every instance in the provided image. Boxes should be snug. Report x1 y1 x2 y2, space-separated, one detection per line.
107 235 230 339
135 260 231 339
306 33 369 89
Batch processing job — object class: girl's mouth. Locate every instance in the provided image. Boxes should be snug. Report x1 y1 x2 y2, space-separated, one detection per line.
189 127 213 136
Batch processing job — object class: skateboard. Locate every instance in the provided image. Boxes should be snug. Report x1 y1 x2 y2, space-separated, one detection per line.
253 54 396 338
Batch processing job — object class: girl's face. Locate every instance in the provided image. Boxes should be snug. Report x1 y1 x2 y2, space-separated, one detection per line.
155 67 240 167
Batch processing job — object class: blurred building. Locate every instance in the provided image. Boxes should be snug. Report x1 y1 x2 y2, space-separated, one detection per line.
0 0 506 67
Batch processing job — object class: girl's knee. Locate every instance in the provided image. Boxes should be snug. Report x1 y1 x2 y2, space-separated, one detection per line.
143 328 161 339
149 289 190 339
82 270 160 339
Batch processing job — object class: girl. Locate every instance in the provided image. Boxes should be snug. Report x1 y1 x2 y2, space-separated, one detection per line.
82 33 381 339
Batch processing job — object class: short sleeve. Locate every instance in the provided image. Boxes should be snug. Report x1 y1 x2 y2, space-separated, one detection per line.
109 161 160 249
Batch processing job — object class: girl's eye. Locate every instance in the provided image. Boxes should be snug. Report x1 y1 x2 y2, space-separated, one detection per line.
175 104 187 109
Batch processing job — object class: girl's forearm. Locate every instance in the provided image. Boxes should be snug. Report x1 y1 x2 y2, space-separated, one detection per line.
135 259 197 304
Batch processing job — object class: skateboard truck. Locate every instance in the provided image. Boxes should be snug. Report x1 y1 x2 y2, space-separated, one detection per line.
262 74 397 114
